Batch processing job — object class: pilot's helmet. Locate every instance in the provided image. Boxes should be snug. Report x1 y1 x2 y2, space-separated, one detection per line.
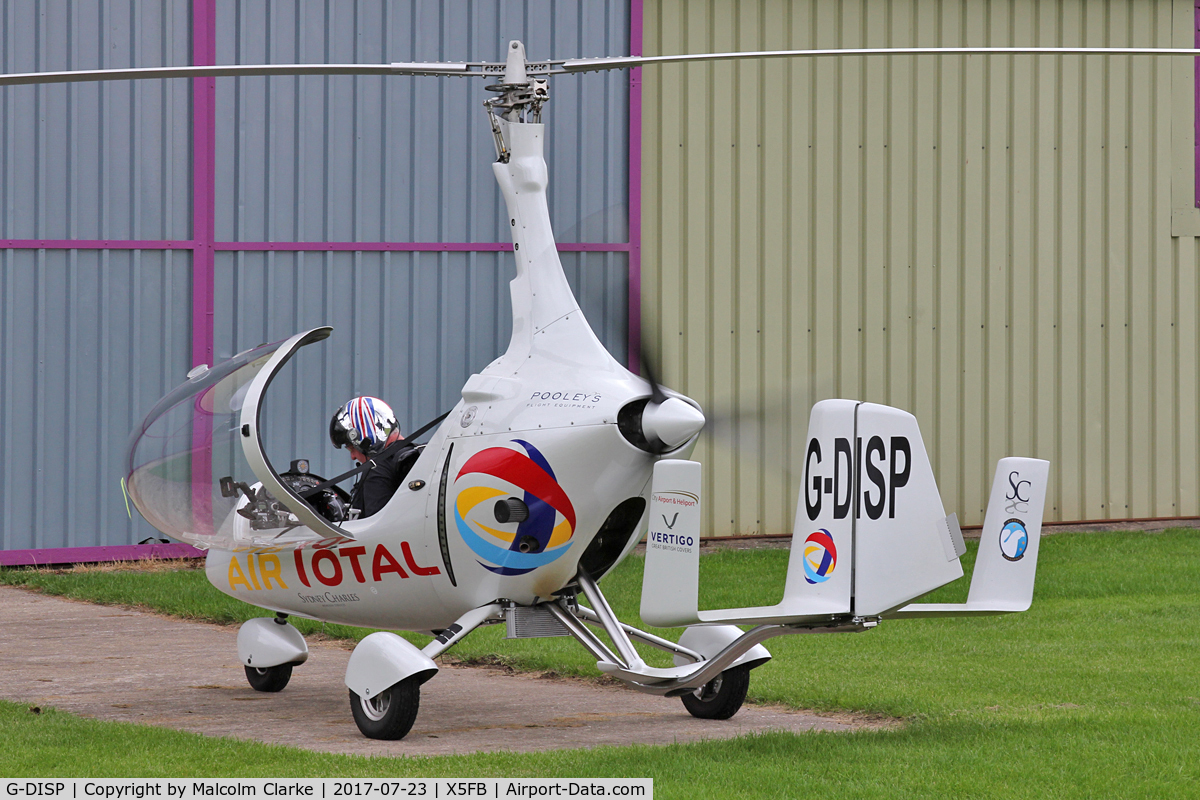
329 396 399 455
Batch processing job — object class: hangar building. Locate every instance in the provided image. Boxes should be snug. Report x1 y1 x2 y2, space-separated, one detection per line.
1 0 1197 557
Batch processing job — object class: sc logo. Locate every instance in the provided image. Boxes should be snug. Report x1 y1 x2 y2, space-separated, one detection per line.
1005 471 1031 514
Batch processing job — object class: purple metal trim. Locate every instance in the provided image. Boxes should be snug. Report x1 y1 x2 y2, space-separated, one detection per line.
191 0 217 529
627 0 644 372
0 543 204 567
193 0 216 369
0 239 193 249
0 240 628 252
212 241 629 252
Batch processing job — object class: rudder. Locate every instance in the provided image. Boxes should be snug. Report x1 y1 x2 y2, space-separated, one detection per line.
966 457 1050 612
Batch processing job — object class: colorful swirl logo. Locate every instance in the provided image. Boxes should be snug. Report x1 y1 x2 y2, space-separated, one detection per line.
803 529 837 584
453 440 576 576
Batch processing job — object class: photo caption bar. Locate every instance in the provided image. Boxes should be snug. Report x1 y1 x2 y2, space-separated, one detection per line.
2 781 651 800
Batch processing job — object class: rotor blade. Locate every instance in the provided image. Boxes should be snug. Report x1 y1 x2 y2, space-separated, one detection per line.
638 344 668 406
561 46 1200 74
697 375 838 479
0 62 477 87
9 47 1200 86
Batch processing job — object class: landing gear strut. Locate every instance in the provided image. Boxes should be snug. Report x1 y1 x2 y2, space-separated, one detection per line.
539 570 769 720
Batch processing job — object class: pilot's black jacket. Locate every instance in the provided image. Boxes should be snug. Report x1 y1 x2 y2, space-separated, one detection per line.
349 439 420 518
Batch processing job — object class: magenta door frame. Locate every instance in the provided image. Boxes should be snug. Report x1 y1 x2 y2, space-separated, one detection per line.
0 0 644 565
627 0 644 374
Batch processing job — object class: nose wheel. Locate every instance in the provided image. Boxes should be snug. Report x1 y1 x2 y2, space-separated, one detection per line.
244 663 293 693
680 665 750 720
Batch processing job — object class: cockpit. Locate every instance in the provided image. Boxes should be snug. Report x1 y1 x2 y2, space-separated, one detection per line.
125 328 358 551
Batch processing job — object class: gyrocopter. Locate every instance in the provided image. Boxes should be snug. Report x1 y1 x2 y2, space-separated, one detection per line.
31 38 1195 740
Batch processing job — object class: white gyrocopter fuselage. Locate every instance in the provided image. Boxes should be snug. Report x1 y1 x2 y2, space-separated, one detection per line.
118 40 1054 740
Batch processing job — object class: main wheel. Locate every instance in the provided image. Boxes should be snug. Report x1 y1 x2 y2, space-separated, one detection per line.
244 663 292 692
349 677 421 740
681 665 750 720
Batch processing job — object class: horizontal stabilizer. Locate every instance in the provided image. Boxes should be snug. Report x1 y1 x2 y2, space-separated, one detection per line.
886 457 1049 618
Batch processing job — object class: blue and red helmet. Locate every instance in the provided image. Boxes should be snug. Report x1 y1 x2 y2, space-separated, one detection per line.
329 396 400 455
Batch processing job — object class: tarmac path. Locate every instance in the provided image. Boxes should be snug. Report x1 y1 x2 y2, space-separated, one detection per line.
0 585 873 757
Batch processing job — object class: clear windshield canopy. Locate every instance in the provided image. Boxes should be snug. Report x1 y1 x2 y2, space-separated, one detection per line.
125 328 348 551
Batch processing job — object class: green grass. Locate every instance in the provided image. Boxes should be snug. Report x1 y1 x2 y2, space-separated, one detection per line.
3 530 1200 797
5 702 1193 796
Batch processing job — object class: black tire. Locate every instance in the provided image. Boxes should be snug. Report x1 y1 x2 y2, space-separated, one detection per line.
244 663 292 692
349 677 421 740
681 665 750 720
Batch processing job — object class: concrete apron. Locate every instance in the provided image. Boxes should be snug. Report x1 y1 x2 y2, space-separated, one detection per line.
0 585 870 758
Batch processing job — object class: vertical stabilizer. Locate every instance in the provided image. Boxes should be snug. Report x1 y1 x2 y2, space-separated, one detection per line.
851 403 964 615
639 400 859 627
640 460 703 628
887 457 1050 617
780 399 857 611
965 458 1050 611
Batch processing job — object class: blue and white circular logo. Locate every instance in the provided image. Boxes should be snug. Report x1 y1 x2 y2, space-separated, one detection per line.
999 519 1028 561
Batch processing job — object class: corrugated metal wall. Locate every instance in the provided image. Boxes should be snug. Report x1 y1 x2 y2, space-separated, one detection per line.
0 1 192 240
0 0 631 551
0 249 192 548
642 0 1197 533
0 1 193 549
217 249 628 481
214 1 630 244
211 0 631 484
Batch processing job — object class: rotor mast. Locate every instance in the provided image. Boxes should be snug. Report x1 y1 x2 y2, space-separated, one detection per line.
483 41 616 375
484 41 550 162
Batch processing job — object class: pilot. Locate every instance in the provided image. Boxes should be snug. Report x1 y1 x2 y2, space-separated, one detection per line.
329 396 420 519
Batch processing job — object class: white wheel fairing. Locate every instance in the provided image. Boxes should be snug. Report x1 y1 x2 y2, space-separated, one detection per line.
674 625 771 670
344 631 438 699
237 617 308 668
